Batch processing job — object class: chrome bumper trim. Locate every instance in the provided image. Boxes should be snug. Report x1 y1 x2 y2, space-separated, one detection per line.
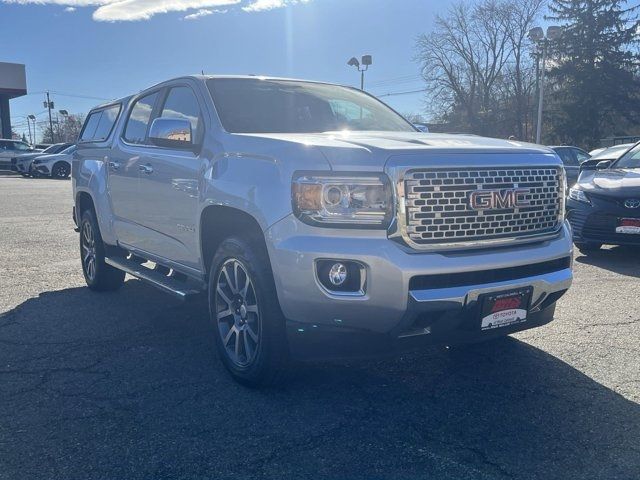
409 268 572 312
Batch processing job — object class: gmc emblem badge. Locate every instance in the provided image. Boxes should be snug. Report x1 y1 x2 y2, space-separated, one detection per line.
469 188 531 210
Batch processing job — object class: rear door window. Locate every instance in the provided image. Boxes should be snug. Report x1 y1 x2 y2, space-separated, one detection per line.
80 111 103 142
123 92 160 145
556 148 578 166
573 148 590 163
92 105 121 141
80 104 121 142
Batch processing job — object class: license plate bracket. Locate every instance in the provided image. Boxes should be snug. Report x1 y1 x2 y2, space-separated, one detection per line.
478 287 533 331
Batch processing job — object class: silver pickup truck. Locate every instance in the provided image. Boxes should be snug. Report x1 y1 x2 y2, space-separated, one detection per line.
72 75 573 386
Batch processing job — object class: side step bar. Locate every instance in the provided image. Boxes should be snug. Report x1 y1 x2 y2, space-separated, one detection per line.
105 256 203 300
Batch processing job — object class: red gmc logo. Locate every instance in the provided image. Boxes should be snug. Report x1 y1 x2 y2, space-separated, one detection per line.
469 188 531 210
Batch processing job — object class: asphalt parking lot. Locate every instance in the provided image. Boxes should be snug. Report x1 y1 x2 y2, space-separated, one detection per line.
1 176 639 480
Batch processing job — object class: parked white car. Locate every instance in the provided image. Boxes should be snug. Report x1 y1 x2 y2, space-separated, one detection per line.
31 145 76 179
12 142 73 177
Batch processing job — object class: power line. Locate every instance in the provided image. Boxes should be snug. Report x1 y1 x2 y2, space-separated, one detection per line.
367 74 422 88
19 90 111 101
377 88 428 98
50 91 112 101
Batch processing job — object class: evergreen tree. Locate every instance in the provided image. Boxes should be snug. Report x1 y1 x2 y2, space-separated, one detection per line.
546 0 640 148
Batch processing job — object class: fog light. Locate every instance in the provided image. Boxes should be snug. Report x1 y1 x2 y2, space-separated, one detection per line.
328 263 347 286
316 259 364 294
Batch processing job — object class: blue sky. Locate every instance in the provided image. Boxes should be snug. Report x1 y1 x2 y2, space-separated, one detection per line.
1 0 453 139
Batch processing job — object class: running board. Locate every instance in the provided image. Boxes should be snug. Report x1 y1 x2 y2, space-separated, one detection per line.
104 256 203 300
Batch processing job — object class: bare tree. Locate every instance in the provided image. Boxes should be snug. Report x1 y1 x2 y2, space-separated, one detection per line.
502 0 546 140
41 114 85 144
415 0 544 139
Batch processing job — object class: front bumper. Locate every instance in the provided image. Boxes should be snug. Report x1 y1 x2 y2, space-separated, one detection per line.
34 164 50 175
567 197 640 246
266 216 573 360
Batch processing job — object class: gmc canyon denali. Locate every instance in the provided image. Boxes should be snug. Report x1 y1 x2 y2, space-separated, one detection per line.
72 75 573 386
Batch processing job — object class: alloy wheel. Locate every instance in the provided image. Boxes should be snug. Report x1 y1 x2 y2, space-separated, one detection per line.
81 220 97 281
54 163 69 178
215 259 261 367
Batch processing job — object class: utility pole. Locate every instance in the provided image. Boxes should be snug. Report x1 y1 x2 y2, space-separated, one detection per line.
26 117 32 144
44 92 55 143
27 115 36 144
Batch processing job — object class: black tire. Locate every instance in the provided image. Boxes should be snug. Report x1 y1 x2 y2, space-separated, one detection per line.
575 242 602 253
208 236 289 387
51 161 70 179
20 173 30 178
80 209 125 291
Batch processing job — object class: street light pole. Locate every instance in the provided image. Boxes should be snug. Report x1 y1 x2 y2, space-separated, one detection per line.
535 40 547 144
348 55 373 91
529 26 561 145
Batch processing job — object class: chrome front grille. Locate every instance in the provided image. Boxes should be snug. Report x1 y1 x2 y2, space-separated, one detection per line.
402 167 563 247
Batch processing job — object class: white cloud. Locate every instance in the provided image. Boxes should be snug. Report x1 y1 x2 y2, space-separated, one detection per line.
2 0 311 21
182 7 225 20
242 0 308 12
92 0 240 21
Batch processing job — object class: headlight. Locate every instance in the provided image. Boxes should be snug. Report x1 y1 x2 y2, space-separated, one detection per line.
292 173 393 228
568 187 591 204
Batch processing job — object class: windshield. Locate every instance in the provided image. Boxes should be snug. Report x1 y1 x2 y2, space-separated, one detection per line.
207 78 414 134
60 145 76 155
592 144 632 160
42 144 68 154
614 143 640 169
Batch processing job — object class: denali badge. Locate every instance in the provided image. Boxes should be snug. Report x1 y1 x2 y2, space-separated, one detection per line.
624 199 640 209
469 188 531 210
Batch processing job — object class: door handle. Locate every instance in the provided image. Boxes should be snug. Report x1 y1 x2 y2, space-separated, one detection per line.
139 163 153 174
109 161 120 171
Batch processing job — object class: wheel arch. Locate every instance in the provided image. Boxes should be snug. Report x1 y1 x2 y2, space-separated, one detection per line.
200 205 270 278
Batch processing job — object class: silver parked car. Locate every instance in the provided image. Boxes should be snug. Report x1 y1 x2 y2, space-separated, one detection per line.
72 75 573 386
0 139 34 172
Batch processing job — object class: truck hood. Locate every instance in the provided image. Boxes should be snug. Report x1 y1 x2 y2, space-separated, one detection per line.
237 131 553 171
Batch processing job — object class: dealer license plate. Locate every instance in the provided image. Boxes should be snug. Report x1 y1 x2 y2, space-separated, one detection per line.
616 218 640 234
479 287 532 331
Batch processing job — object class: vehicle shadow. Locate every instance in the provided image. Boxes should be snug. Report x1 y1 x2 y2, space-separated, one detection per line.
1 280 638 480
574 245 640 278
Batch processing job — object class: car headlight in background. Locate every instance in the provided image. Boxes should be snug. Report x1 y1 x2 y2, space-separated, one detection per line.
568 187 591 205
292 173 393 228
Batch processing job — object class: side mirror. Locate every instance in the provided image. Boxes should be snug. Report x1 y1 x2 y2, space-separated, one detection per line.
149 118 193 149
580 159 604 172
596 160 612 170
